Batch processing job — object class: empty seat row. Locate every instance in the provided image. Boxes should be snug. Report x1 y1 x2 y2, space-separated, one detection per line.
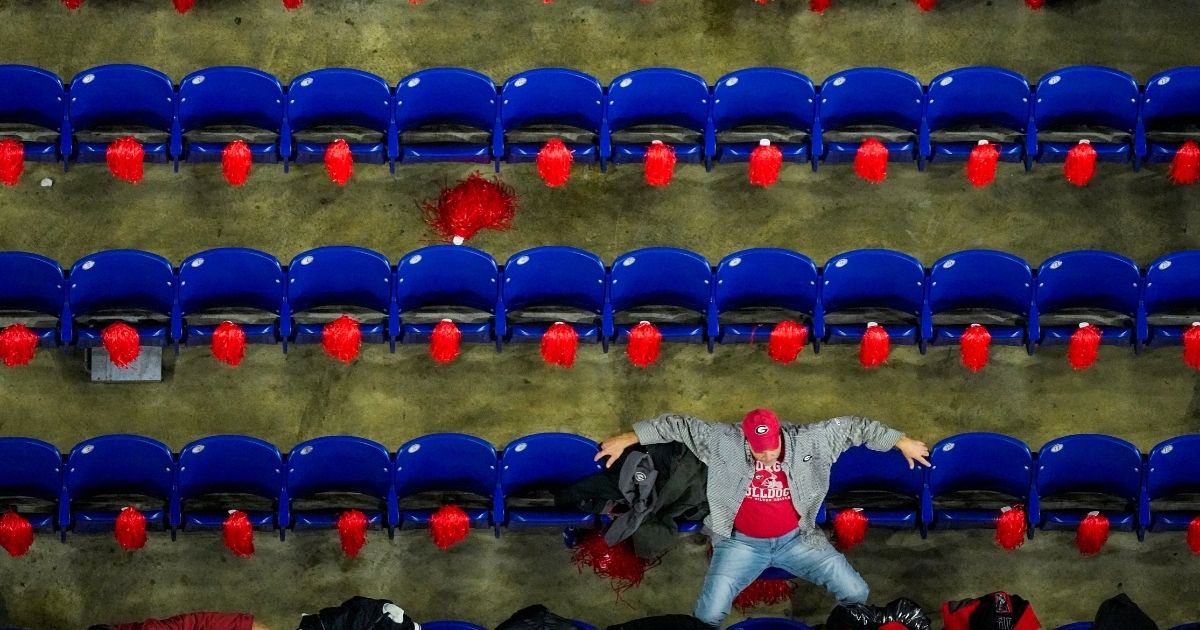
2 245 1199 354
1 63 1197 171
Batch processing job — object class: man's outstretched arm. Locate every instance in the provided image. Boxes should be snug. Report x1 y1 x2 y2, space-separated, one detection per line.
811 415 931 469
595 413 717 468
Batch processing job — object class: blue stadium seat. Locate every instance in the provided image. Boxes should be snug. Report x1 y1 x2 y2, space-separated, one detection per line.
1033 251 1141 348
174 248 284 347
710 68 816 167
1140 67 1200 164
0 65 67 162
1141 251 1200 348
496 433 602 531
64 250 175 349
284 68 396 168
424 623 488 630
1030 66 1139 166
66 65 175 164
61 435 174 535
498 246 606 348
498 68 604 165
820 249 925 346
173 435 283 534
0 252 66 347
814 68 924 167
0 437 63 532
607 247 712 346
923 250 1035 353
1142 435 1200 533
825 446 925 532
394 433 498 530
1170 625 1200 630
924 433 1033 536
395 68 498 164
603 68 711 164
1031 435 1143 537
1054 625 1092 630
923 66 1032 166
283 246 397 349
176 66 285 164
283 436 397 534
728 620 815 630
711 248 820 351
396 245 499 347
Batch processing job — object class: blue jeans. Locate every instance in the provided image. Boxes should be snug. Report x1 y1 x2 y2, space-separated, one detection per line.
693 529 869 628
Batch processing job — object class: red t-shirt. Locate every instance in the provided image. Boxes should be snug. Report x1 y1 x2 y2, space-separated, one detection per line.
733 460 801 538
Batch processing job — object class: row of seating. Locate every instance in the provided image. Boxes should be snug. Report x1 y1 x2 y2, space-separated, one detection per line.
2 63 1197 171
0 431 1194 540
2 245 1198 354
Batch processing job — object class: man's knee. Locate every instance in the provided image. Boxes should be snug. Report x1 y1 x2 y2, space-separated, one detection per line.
693 576 739 628
838 577 869 605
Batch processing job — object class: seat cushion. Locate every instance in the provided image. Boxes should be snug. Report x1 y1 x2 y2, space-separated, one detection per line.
716 125 810 145
929 124 1025 145
1037 125 1132 145
184 125 280 144
822 124 916 144
505 124 597 145
293 125 385 145
400 124 491 145
74 125 171 144
0 122 60 144
610 124 703 145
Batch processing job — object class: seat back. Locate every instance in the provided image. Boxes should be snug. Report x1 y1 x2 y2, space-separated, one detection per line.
926 67 1031 135
396 245 500 314
286 68 393 133
395 68 497 133
286 436 393 500
1036 435 1142 501
502 246 606 314
178 248 284 316
712 68 816 133
818 68 923 133
928 250 1033 316
68 250 175 317
829 446 925 499
609 248 711 314
499 433 601 497
500 68 604 134
68 65 175 132
821 249 925 316
178 67 285 134
0 252 65 317
65 435 174 499
713 248 819 315
929 433 1033 499
0 65 65 133
1143 67 1200 131
0 437 63 502
1143 251 1200 315
287 246 393 314
606 68 710 132
1033 66 1139 133
395 433 498 499
178 435 284 501
727 620 815 630
1147 435 1200 501
1035 251 1140 316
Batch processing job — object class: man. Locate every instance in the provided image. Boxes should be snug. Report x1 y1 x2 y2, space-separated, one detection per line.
595 409 930 629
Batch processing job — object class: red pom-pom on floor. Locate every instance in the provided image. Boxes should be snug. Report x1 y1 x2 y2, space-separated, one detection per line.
324 139 353 186
212 321 246 367
767 320 808 364
541 321 578 368
627 321 662 368
995 505 1027 551
1025 0 1044 9
0 138 24 187
967 140 1000 188
430 504 470 551
173 0 195 13
1169 140 1200 185
107 136 145 184
101 322 141 368
1187 515 1200 555
1076 511 1109 556
854 137 888 184
733 578 796 611
62 0 83 9
1183 323 1200 369
537 138 573 188
1068 322 1101 371
115 506 147 551
960 323 991 373
810 0 831 13
322 315 361 364
749 139 783 188
222 140 253 187
0 323 39 367
915 0 936 11
0 511 34 557
423 172 519 245
643 140 676 187
281 0 302 8
336 509 368 558
1064 140 1097 187
430 319 462 365
223 510 255 558
571 530 654 595
859 322 890 369
833 508 868 551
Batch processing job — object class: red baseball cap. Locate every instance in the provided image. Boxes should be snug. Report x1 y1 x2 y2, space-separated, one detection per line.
742 408 781 452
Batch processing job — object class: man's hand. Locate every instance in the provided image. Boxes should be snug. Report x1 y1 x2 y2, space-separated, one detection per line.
896 436 931 469
595 431 640 468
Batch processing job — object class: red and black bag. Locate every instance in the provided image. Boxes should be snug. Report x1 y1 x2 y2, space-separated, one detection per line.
942 591 1041 630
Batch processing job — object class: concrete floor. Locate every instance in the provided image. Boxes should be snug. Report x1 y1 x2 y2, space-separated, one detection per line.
2 0 1200 628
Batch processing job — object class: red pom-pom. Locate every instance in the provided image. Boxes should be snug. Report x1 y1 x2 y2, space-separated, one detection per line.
1169 140 1200 185
810 0 831 12
0 323 39 367
281 0 301 8
1076 511 1109 556
223 510 255 558
1068 322 1101 371
536 138 573 188
854 137 888 184
1182 322 1200 369
1064 140 1097 187
833 508 868 551
915 0 936 10
767 320 808 364
967 140 1000 188
115 506 147 551
324 139 353 186
1025 0 1044 8
627 321 662 368
733 578 796 611
173 0 195 13
423 172 519 244
0 138 24 187
430 504 470 551
541 321 578 368
62 0 83 9
749 139 783 188
222 140 252 187
643 140 676 187
1187 515 1200 555
211 321 246 367
959 323 991 373
107 136 145 184
571 530 653 595
995 505 1027 551
0 511 34 557
430 319 461 365
321 315 361 364
101 322 141 368
859 322 890 369
336 509 368 558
